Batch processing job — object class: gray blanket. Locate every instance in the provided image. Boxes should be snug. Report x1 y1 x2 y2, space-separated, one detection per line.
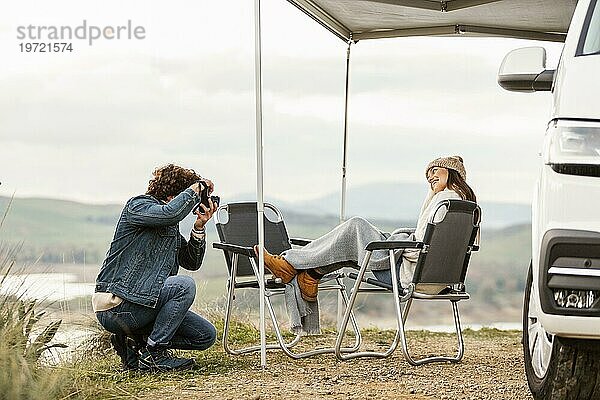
284 276 320 335
282 217 413 334
283 216 410 272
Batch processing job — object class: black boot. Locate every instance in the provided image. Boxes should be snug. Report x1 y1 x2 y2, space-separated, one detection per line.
138 345 194 372
110 334 141 371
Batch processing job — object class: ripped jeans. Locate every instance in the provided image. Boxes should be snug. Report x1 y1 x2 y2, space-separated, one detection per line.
96 275 216 350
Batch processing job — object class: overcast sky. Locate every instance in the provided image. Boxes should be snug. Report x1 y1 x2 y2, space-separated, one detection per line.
0 0 564 206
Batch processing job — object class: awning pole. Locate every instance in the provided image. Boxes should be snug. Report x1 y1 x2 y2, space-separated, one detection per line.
254 0 267 369
338 37 352 331
340 37 352 224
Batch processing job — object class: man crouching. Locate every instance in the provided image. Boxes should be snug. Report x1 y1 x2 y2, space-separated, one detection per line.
93 164 218 371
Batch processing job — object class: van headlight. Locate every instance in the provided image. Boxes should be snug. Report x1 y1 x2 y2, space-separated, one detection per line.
544 122 600 177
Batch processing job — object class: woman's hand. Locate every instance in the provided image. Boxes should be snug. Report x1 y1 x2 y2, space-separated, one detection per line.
193 198 218 229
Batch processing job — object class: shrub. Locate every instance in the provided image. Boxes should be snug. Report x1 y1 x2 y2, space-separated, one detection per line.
0 201 72 400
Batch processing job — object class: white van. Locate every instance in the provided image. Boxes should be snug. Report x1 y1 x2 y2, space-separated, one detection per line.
498 0 600 397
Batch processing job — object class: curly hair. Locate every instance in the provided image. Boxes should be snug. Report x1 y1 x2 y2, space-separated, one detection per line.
146 164 201 201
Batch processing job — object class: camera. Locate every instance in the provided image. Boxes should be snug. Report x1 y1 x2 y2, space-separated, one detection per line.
193 181 220 214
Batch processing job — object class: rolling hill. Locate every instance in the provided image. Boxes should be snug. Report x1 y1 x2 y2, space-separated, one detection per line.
0 194 532 323
233 181 531 228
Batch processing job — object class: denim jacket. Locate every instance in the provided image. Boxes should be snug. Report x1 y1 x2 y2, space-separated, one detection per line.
95 188 205 308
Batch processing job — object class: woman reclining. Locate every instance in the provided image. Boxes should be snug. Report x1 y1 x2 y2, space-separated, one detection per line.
256 155 477 302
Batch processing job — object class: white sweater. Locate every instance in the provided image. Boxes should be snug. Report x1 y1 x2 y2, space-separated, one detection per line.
396 188 461 286
414 188 461 241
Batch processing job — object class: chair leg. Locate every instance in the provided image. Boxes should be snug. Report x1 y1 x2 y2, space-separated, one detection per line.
222 254 301 356
223 283 302 355
336 250 411 360
338 277 362 353
263 278 362 359
336 251 400 360
335 251 410 360
224 255 362 359
400 300 465 366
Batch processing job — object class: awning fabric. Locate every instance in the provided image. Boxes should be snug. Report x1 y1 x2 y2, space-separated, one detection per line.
286 0 578 42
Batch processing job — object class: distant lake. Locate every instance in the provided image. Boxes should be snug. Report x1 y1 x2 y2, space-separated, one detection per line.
0 272 94 302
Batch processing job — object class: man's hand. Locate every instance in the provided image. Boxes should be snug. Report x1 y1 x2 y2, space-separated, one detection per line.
202 178 214 194
189 178 214 196
193 198 218 229
190 182 201 195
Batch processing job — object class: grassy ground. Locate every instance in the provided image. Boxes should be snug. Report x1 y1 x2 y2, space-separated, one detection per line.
62 324 532 400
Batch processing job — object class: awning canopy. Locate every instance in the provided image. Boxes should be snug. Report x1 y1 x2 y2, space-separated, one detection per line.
286 0 578 42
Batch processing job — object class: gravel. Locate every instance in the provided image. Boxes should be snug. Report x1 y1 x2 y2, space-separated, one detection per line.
150 330 532 400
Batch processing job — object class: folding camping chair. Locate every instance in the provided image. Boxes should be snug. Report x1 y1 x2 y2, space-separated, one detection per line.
212 202 361 359
334 199 481 365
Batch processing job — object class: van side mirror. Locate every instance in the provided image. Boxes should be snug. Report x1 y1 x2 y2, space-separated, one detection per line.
498 47 555 92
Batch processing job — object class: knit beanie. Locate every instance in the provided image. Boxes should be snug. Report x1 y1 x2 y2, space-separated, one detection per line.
425 156 467 180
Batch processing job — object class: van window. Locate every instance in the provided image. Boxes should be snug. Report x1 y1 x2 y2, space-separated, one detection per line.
580 0 600 55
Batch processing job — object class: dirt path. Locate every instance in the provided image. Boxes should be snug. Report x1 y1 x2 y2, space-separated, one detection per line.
142 329 532 400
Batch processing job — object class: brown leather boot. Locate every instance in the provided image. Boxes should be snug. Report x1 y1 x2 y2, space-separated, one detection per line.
254 245 297 284
297 271 319 302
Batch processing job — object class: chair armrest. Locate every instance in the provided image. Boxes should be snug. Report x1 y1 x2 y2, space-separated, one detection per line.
347 272 393 290
290 237 312 246
412 291 470 301
393 228 416 235
365 241 423 251
212 242 256 258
